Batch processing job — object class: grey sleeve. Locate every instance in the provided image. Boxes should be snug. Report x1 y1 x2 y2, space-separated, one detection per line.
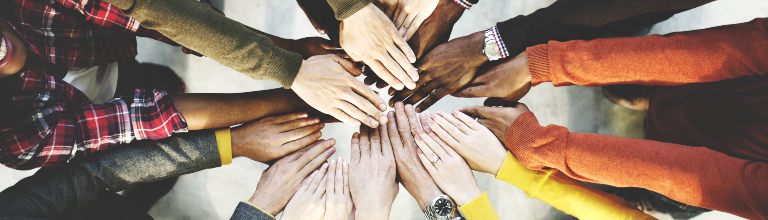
0 130 221 218
230 202 276 220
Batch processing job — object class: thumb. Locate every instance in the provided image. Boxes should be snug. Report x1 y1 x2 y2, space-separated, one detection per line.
458 106 496 119
453 84 492 98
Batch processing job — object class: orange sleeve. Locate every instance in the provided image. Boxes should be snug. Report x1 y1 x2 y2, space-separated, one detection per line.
527 18 768 87
503 112 768 219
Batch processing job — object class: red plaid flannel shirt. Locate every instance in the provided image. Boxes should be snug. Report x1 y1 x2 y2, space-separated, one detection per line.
0 0 187 169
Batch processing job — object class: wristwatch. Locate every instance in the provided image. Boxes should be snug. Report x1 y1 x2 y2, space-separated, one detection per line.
483 26 509 61
424 195 459 220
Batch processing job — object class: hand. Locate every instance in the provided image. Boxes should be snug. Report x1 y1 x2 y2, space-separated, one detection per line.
349 126 398 220
323 158 353 220
289 37 343 59
388 102 443 210
413 130 483 206
292 55 387 128
459 101 531 141
248 139 336 216
282 164 329 220
232 112 324 163
374 0 439 40
340 3 418 90
389 31 487 111
455 52 532 101
424 111 506 175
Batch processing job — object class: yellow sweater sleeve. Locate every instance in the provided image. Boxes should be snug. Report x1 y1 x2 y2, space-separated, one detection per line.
215 128 233 165
495 152 655 220
458 192 500 220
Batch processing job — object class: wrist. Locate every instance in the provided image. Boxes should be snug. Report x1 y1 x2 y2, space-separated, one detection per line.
414 185 444 210
452 187 483 206
355 206 390 220
248 195 280 216
231 127 244 158
464 31 489 66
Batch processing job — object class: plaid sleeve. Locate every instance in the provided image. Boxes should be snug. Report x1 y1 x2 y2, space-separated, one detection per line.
0 71 187 169
52 0 141 32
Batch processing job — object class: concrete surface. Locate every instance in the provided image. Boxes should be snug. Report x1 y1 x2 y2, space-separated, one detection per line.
0 0 766 219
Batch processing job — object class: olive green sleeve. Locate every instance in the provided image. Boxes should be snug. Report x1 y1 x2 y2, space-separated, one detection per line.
326 0 371 20
106 0 302 88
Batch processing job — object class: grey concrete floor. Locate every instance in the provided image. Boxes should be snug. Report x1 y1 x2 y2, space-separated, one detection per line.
1 0 766 219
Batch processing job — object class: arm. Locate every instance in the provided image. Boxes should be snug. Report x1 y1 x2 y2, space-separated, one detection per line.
105 0 302 87
230 202 275 220
505 111 768 219
528 18 768 87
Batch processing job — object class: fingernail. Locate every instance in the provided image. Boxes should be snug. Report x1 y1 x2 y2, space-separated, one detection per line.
322 163 329 169
406 82 416 90
415 107 422 113
379 104 387 110
371 120 379 127
301 113 309 118
311 118 320 124
380 116 388 124
387 111 394 117
394 84 404 90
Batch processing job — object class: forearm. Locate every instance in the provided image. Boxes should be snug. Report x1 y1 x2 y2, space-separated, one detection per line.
495 153 653 219
173 89 311 130
0 130 220 218
505 112 768 219
106 0 302 87
495 0 714 56
528 18 768 87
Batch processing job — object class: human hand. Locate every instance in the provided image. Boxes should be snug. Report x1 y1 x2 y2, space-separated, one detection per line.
349 126 398 220
289 37 343 59
423 111 506 174
292 55 387 128
414 130 483 206
248 139 336 216
374 0 439 40
340 3 418 90
408 0 464 58
454 52 532 101
232 112 324 163
389 31 487 111
389 102 443 210
323 158 353 220
459 100 530 141
282 163 329 220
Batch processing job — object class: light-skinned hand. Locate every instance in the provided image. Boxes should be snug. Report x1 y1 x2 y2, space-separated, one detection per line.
282 163 329 220
459 101 531 142
414 130 483 206
232 112 325 163
340 3 418 90
389 102 443 210
374 0 439 40
454 52 532 101
349 126 398 220
389 31 487 111
248 139 336 216
426 112 506 174
323 158 353 220
292 54 387 128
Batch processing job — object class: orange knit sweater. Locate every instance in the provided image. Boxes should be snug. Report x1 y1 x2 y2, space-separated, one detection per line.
508 18 768 219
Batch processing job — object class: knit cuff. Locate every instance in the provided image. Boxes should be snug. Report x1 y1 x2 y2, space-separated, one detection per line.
503 111 570 171
526 44 550 85
495 152 540 193
503 112 544 169
328 0 372 20
458 192 500 220
263 47 303 88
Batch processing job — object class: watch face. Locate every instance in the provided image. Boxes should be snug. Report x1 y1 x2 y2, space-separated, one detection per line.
434 198 453 216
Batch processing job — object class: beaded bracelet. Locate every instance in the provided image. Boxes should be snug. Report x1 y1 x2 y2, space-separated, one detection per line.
452 0 474 9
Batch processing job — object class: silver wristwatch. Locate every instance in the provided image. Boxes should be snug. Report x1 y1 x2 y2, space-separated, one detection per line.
424 195 458 220
483 26 509 61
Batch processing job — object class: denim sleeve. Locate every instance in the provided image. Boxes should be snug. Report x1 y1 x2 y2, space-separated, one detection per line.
0 130 220 218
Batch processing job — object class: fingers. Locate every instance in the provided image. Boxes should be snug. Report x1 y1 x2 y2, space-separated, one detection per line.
277 117 321 132
368 60 404 90
458 106 493 119
413 133 440 162
331 108 361 127
309 163 330 193
379 119 394 158
403 103 422 134
282 123 324 143
350 132 361 164
425 115 462 150
452 111 484 131
386 112 404 151
400 81 439 110
282 131 323 155
338 101 379 128
358 127 372 158
299 169 319 192
326 159 338 195
379 52 415 89
419 114 432 133
267 112 309 124
316 171 329 196
415 88 448 112
404 13 428 40
417 132 449 159
342 161 350 196
350 79 388 112
334 158 344 196
416 148 438 175
387 46 419 84
344 93 385 126
297 139 337 176
370 126 382 156
391 28 417 63
435 112 471 134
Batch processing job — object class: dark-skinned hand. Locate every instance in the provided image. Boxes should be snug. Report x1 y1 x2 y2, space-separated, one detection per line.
389 31 488 112
454 52 532 101
458 99 530 141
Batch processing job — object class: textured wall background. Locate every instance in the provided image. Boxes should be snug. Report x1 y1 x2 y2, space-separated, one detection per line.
0 0 766 219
